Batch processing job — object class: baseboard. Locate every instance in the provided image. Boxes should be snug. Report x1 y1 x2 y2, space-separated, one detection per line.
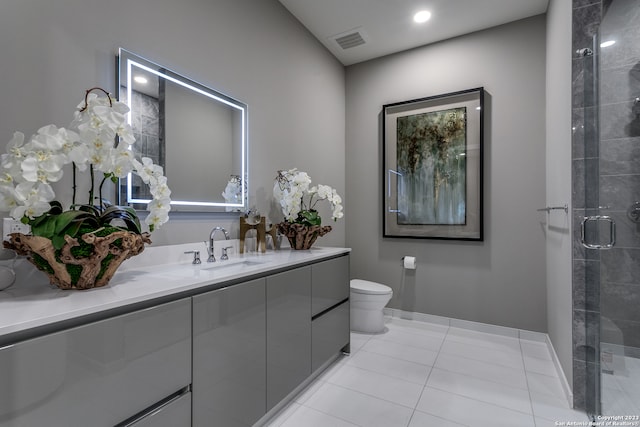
383 307 574 407
546 334 574 407
383 307 547 340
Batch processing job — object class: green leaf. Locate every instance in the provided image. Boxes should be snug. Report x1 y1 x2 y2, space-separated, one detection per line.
298 210 322 226
53 211 95 235
64 220 84 238
73 204 101 216
100 206 142 234
51 234 66 250
31 216 57 239
48 201 64 215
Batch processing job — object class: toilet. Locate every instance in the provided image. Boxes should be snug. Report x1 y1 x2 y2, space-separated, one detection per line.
350 279 393 334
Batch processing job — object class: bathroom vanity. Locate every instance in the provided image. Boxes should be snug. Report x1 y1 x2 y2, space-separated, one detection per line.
0 246 350 427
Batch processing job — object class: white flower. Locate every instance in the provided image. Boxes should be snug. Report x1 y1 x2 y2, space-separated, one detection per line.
152 175 171 195
332 203 344 220
20 154 65 183
274 169 343 223
67 143 91 171
0 185 18 212
110 147 135 178
1 132 27 171
11 182 55 219
133 157 164 185
144 208 169 230
0 88 171 229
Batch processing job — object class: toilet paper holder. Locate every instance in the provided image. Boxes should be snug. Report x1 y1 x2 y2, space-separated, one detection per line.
402 256 417 269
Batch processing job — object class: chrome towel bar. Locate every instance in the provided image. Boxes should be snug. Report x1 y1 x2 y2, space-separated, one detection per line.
537 204 568 213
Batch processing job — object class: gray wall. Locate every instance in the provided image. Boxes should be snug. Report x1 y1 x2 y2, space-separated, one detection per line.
0 0 346 248
545 0 574 388
345 16 548 332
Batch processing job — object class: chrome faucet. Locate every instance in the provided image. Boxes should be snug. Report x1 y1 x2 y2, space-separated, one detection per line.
207 227 230 262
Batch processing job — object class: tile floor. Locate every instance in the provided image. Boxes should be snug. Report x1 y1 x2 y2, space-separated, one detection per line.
264 317 591 427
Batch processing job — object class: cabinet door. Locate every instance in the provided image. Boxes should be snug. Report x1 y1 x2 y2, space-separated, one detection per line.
192 279 266 427
311 255 349 316
266 267 311 410
0 298 191 427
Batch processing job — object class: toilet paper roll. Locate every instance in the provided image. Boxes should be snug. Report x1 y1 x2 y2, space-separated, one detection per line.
403 256 416 270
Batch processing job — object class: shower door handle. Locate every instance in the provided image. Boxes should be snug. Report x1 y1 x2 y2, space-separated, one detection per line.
581 215 616 249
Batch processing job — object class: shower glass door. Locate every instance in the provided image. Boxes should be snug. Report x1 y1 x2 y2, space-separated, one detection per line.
595 0 640 416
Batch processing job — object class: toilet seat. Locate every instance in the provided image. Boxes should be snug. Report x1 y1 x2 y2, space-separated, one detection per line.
350 279 392 295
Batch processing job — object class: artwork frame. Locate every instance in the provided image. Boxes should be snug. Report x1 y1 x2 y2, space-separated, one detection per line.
383 87 484 241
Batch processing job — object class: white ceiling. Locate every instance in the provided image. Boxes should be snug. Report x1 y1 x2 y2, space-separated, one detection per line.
278 0 549 66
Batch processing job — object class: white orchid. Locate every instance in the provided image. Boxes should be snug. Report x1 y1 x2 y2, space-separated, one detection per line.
222 175 244 212
132 157 164 185
273 168 344 224
0 87 171 239
110 147 135 178
11 181 55 219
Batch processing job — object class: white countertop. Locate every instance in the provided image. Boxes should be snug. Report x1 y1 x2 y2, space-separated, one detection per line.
0 243 350 342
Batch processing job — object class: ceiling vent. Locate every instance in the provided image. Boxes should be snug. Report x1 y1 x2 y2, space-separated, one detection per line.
331 27 368 50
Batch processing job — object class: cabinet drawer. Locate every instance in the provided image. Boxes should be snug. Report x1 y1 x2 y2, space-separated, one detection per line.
312 301 349 372
0 298 191 427
311 256 349 316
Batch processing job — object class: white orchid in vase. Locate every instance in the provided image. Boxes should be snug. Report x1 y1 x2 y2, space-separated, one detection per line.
0 87 171 250
274 168 343 226
273 168 343 250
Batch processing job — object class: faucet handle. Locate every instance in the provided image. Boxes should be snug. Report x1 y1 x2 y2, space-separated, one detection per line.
184 250 201 264
221 246 233 261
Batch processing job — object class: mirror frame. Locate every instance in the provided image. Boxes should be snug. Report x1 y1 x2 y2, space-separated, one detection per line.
117 48 248 211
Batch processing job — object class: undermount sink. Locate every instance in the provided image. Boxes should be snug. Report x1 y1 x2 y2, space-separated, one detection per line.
149 258 267 279
199 260 264 271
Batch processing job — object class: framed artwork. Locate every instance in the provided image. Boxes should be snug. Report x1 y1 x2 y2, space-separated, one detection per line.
383 87 484 240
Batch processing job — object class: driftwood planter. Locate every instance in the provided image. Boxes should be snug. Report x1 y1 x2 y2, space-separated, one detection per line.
277 222 332 250
4 231 151 290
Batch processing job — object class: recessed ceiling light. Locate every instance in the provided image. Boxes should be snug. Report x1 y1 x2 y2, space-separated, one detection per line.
134 75 148 84
600 40 615 48
414 10 431 24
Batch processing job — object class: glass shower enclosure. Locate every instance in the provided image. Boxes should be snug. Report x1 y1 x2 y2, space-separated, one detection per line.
575 0 640 417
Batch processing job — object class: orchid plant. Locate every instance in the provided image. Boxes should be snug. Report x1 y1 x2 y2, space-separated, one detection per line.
0 87 171 249
221 174 244 212
273 168 343 226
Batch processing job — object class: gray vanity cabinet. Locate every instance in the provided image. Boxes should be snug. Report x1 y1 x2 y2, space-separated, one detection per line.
0 298 191 427
266 266 312 410
311 255 350 372
192 278 267 427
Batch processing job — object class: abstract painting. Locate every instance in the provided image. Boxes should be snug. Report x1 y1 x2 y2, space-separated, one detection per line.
396 107 467 225
383 88 484 240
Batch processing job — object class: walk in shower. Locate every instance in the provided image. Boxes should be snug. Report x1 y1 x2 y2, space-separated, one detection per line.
573 0 640 417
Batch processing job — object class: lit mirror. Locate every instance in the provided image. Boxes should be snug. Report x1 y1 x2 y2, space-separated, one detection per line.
117 48 247 211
